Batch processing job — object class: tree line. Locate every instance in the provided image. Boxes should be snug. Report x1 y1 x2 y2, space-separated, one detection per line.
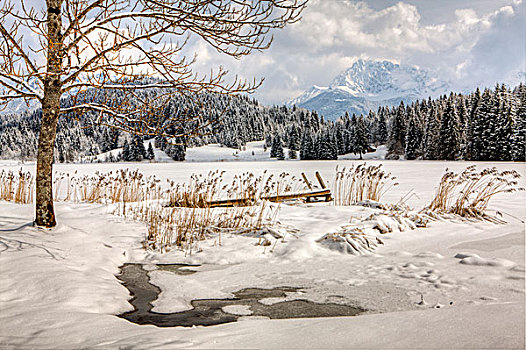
0 83 524 162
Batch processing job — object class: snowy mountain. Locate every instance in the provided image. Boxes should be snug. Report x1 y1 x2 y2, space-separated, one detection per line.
289 59 450 120
0 98 40 116
0 79 42 116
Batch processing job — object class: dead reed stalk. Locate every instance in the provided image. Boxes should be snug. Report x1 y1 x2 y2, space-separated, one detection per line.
0 169 34 204
425 165 524 222
122 200 277 253
333 164 397 206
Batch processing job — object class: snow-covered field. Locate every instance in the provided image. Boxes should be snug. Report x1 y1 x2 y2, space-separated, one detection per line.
84 140 290 163
0 160 524 349
81 140 388 163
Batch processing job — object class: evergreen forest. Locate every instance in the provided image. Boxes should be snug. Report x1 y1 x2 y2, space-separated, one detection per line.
0 83 524 162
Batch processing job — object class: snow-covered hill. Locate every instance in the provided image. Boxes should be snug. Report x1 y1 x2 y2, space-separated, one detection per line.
290 59 450 120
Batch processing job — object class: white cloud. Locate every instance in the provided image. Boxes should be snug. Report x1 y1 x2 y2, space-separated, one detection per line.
12 0 522 105
186 0 523 105
456 0 525 89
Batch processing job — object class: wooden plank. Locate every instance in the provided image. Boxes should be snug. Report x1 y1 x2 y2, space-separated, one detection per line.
315 171 326 189
205 189 332 207
301 172 313 190
261 189 331 202
207 197 254 208
315 172 332 201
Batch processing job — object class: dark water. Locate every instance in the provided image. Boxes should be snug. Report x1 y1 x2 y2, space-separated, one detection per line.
116 263 364 327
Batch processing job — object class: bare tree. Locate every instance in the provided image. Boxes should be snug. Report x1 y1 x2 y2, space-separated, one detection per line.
0 0 306 227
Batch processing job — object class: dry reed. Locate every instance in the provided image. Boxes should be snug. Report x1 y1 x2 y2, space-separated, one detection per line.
53 169 163 203
332 164 397 206
166 170 307 208
113 169 302 253
120 200 278 253
425 165 524 222
0 169 33 204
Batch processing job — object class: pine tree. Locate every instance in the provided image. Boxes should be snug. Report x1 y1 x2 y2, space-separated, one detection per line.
486 85 506 160
334 122 346 155
122 139 131 161
353 116 369 159
438 97 460 160
423 104 440 160
317 129 338 160
265 134 273 149
110 128 120 149
270 135 284 159
288 124 301 151
405 114 422 160
288 148 297 160
154 135 167 150
146 142 155 161
100 129 112 153
344 114 357 155
165 139 186 161
470 88 488 160
512 85 526 161
493 84 514 160
456 96 469 159
134 135 146 161
300 132 315 160
472 89 494 160
387 102 406 159
376 108 388 144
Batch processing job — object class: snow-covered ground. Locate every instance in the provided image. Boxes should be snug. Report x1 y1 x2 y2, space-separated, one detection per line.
83 140 297 163
185 141 282 162
81 140 386 163
0 160 524 348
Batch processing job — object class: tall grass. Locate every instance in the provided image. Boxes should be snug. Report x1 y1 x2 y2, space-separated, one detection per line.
0 169 33 204
426 165 524 221
53 169 163 203
332 164 397 206
139 170 299 253
120 200 278 253
166 170 307 207
166 170 225 207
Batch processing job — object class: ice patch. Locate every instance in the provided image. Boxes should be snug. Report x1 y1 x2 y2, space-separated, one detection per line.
221 305 253 316
258 297 286 306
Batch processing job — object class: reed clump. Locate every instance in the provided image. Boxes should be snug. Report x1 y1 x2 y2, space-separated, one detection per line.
0 169 34 204
166 170 225 207
166 170 307 208
333 164 397 206
120 200 277 254
53 169 163 203
425 165 524 222
125 169 296 253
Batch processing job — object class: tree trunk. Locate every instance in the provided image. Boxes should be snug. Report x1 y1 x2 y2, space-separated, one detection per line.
35 102 60 227
34 0 63 228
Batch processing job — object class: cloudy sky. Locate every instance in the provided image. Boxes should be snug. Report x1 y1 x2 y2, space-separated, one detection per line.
187 0 525 105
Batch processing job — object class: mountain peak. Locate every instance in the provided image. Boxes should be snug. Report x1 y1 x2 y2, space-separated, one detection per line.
289 59 449 120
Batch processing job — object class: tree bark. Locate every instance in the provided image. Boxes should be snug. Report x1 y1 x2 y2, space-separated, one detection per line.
34 0 63 227
35 94 60 227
